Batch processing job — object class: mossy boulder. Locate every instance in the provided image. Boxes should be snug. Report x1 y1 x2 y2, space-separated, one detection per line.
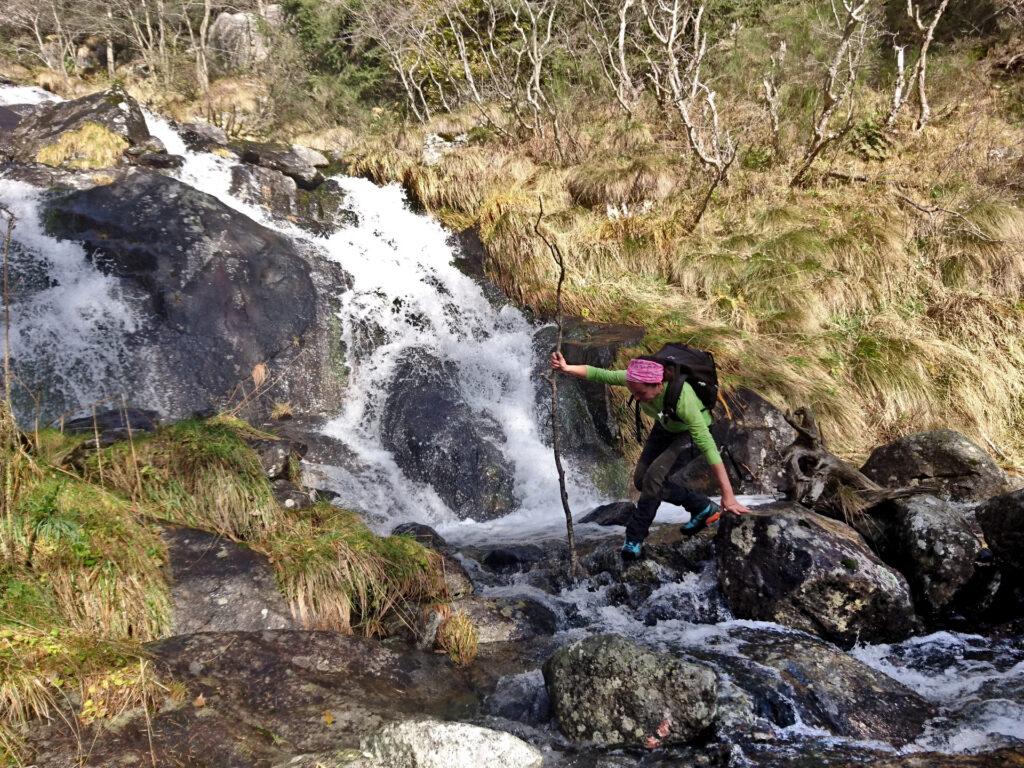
715 504 917 646
857 495 988 618
543 634 717 748
10 86 150 169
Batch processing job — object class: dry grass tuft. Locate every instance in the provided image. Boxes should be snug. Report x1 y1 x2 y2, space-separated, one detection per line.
35 122 128 170
567 153 680 210
435 609 478 667
264 504 447 635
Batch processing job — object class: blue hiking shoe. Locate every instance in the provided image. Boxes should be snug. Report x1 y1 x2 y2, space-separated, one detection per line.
620 538 643 561
680 502 721 536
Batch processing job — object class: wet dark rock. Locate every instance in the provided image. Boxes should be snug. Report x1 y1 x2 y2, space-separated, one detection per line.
860 429 1008 502
482 545 547 573
457 596 559 643
230 165 358 236
977 489 1024 575
29 631 481 766
235 140 323 189
9 86 151 166
272 478 315 510
822 748 1024 767
163 526 296 633
578 501 636 526
392 522 448 550
131 150 185 169
859 494 985 617
45 169 325 418
715 504 917 646
178 120 229 152
381 349 519 521
246 436 306 481
544 634 717 747
484 669 551 725
718 628 934 747
677 388 796 496
534 318 645 447
977 489 1024 615
61 407 160 438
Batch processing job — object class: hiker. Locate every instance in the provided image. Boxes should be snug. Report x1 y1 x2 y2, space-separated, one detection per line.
551 349 749 560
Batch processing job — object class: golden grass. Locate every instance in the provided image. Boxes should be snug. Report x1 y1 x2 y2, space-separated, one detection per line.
35 122 128 170
264 504 447 635
435 609 478 667
344 80 1024 466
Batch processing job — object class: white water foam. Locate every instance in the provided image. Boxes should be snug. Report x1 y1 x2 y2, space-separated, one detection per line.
0 178 141 419
0 85 58 106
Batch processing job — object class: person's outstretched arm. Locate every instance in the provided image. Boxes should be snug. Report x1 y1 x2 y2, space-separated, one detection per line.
550 351 589 379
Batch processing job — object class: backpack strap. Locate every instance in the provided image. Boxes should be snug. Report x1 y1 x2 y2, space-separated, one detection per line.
628 395 645 443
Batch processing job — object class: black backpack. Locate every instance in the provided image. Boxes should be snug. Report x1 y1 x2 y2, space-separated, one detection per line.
630 343 719 442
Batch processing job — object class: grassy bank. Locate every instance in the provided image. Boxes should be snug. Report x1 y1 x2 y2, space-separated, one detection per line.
0 408 448 764
341 12 1024 467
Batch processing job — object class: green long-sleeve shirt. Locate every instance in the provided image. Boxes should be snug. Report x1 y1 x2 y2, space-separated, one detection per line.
585 366 722 466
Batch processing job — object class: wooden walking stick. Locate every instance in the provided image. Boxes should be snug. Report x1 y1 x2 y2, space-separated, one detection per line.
534 199 582 582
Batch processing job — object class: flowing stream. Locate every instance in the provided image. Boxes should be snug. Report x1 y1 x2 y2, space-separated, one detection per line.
2 83 1023 762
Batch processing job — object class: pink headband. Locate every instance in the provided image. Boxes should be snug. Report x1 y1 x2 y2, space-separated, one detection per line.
626 359 664 384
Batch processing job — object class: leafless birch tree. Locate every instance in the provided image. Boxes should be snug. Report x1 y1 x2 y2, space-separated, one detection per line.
791 0 873 187
583 0 643 115
762 40 786 155
884 0 952 131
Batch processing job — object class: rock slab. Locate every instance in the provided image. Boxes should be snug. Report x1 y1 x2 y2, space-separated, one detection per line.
163 525 296 633
362 719 543 768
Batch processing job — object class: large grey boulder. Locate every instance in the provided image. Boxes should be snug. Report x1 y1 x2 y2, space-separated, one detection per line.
361 720 543 768
860 429 1008 502
43 169 347 419
715 504 917 646
860 495 985 617
543 634 717 748
208 4 283 74
163 525 296 634
9 86 150 166
381 350 519 521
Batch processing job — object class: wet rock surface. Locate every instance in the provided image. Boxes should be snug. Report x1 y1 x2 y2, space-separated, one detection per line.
860 429 1008 502
235 140 324 188
678 388 796 496
977 488 1024 575
32 631 480 767
705 628 934 746
381 349 519 521
715 504 917 646
578 500 636 526
230 164 358 236
544 634 717 748
44 169 326 417
163 526 297 633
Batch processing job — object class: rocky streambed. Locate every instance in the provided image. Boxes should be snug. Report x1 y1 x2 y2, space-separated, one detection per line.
3 84 1024 767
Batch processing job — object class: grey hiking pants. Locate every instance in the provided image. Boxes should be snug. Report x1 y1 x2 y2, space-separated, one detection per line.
626 423 713 542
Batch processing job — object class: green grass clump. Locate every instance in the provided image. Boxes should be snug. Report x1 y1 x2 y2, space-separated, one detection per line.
82 416 281 541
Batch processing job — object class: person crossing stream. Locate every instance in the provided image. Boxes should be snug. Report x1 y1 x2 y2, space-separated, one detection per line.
551 344 750 560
